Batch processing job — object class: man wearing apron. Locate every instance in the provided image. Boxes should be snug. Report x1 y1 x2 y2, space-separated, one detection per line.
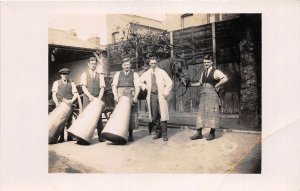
112 57 140 142
52 68 79 143
190 55 228 141
80 57 106 142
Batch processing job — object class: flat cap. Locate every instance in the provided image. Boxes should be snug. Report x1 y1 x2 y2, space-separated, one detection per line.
59 68 70 74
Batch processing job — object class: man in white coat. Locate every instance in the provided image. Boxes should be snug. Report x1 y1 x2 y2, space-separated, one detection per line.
140 56 173 141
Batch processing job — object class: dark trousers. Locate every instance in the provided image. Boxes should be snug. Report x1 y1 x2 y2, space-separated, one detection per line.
150 92 167 136
58 112 73 142
56 98 73 142
83 94 104 137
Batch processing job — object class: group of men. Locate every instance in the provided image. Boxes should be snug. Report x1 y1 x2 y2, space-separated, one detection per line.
51 54 228 144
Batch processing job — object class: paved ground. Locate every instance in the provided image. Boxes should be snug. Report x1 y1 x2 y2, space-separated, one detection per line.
49 127 261 174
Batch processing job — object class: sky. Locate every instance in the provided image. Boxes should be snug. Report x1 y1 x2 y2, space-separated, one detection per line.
48 14 166 45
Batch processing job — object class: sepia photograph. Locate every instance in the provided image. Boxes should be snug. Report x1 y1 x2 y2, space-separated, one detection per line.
1 1 300 191
48 13 262 174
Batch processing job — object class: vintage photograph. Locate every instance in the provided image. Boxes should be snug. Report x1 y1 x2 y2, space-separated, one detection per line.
48 13 262 173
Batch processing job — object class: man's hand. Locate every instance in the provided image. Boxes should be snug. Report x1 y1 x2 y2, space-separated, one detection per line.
132 97 138 104
55 102 60 107
89 96 96 102
215 86 220 93
63 99 72 106
114 96 118 103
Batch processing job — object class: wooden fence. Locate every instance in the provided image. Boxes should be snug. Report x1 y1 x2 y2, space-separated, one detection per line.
107 15 261 115
107 42 136 72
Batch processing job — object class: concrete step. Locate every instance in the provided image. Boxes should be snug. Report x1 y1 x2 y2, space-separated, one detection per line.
138 112 261 131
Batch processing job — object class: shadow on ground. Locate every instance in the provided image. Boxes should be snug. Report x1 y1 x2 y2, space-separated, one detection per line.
49 150 99 173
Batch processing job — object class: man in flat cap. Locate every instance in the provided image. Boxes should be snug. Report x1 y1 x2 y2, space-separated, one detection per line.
52 68 79 143
80 56 106 142
140 56 173 141
111 57 140 142
190 55 228 141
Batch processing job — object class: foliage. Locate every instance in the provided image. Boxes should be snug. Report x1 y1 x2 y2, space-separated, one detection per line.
109 23 172 69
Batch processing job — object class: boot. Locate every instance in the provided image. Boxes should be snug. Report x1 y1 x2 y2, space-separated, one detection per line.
148 122 153 135
77 140 90 145
97 129 105 142
161 121 168 141
152 133 162 140
98 135 106 142
67 133 74 141
190 128 203 140
97 118 105 142
57 130 64 143
128 129 134 142
152 121 161 140
206 128 215 141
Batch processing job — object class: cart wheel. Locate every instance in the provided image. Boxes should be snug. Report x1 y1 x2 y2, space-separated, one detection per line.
72 94 83 119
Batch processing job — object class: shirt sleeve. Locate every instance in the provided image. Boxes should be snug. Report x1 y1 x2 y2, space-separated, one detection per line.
71 82 78 94
133 72 140 88
199 71 204 82
111 72 120 87
214 69 227 80
80 72 87 86
139 72 148 90
52 81 58 92
99 74 106 88
140 72 146 83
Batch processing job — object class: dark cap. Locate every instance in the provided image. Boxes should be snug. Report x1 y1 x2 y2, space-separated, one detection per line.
59 68 70 74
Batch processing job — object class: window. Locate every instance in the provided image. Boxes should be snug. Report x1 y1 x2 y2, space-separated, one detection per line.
181 13 193 28
112 31 119 43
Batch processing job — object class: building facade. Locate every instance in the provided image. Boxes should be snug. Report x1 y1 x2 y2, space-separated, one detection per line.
162 13 241 31
106 14 164 44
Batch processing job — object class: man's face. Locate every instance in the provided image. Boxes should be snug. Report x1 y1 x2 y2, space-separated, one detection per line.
88 61 97 70
203 59 213 69
149 59 157 69
122 61 131 72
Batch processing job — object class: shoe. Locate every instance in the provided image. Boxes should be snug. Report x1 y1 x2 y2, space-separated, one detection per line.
67 136 74 141
163 136 168 141
190 132 203 140
77 140 90 145
128 136 134 142
98 135 106 142
206 133 215 141
152 134 162 140
161 121 168 141
128 129 134 142
148 122 153 135
57 138 64 143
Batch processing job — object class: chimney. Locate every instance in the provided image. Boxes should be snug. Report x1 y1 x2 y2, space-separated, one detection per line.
68 29 77 36
87 33 101 48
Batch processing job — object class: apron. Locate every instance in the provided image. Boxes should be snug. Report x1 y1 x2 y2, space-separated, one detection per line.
196 83 220 129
